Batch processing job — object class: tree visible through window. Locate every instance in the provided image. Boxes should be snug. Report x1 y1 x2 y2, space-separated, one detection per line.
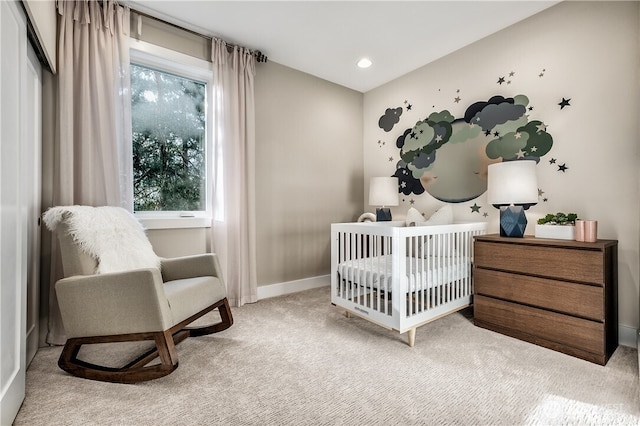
131 63 206 211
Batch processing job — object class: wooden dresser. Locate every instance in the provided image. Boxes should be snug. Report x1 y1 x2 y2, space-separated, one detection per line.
473 234 618 365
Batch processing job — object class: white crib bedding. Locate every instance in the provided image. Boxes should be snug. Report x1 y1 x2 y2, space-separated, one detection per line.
338 254 469 293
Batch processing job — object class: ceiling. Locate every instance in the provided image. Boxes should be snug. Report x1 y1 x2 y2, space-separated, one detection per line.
126 1 560 93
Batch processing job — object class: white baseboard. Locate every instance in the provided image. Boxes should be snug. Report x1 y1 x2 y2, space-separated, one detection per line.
257 275 330 300
619 324 638 348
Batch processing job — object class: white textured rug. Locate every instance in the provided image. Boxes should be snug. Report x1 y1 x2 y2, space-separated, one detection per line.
16 286 640 425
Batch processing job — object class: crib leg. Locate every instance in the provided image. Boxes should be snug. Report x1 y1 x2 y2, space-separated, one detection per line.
407 328 416 347
345 311 352 318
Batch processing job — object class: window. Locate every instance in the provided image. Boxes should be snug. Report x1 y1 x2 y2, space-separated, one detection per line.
129 42 213 226
131 63 206 211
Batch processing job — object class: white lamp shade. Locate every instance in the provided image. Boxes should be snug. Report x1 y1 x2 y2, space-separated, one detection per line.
487 160 538 206
369 177 399 207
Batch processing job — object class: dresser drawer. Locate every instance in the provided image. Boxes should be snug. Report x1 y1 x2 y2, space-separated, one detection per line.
474 241 605 284
474 268 604 321
474 295 604 357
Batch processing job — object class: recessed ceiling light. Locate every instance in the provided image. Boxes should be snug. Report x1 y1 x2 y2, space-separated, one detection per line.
357 58 372 69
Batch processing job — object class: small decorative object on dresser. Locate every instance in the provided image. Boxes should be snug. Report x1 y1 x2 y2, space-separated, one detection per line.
473 234 618 365
534 212 578 240
575 219 598 242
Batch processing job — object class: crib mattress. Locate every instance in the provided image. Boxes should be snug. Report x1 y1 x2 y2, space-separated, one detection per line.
338 255 469 293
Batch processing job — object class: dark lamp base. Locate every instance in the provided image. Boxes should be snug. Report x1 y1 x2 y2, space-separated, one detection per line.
500 206 527 238
376 207 392 221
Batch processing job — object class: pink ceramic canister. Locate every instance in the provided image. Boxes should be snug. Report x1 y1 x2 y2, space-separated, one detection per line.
575 220 585 242
584 220 598 243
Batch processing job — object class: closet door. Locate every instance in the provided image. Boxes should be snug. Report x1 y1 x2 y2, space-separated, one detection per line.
25 43 42 367
0 1 28 423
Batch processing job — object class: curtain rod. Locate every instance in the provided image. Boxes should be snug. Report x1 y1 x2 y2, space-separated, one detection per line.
130 8 268 63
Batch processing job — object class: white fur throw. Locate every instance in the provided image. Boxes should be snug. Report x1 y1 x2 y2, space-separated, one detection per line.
43 206 160 274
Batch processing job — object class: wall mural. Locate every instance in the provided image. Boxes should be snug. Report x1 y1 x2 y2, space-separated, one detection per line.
376 72 572 216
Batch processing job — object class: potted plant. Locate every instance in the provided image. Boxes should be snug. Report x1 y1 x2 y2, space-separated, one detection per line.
535 212 579 240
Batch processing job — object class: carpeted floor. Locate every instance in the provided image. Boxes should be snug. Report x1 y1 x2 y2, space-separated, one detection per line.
15 286 640 425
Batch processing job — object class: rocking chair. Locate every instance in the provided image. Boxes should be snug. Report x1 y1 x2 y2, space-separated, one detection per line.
43 206 233 384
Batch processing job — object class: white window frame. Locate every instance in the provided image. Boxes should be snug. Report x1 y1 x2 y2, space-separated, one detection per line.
130 40 213 229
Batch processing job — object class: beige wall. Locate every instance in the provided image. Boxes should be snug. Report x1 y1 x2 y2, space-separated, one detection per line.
37 3 639 338
144 60 364 286
147 228 208 258
127 14 365 286
363 1 640 337
142 60 365 286
255 61 363 285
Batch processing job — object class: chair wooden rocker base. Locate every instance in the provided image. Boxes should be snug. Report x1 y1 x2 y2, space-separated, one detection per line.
58 297 233 384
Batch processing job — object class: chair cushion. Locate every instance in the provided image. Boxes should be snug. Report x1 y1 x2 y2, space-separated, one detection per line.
164 276 227 326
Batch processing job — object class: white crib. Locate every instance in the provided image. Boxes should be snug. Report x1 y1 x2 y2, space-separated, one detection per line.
331 221 487 346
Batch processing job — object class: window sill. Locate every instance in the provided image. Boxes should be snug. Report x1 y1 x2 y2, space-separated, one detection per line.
137 216 212 230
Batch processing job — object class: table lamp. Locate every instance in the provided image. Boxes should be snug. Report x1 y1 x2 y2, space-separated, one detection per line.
487 160 538 237
369 177 399 221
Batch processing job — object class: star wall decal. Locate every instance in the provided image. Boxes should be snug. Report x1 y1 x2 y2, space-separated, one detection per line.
528 106 534 111
543 198 548 202
470 203 481 213
483 212 488 218
549 158 556 164
558 163 568 172
558 98 571 109
406 104 412 111
497 76 505 85
454 96 461 103
538 189 545 197
409 198 415 205
539 68 546 77
516 150 526 159
509 71 515 77
388 157 394 162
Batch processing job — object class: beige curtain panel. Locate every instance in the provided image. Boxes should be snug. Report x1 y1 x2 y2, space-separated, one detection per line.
211 38 258 307
47 0 131 345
